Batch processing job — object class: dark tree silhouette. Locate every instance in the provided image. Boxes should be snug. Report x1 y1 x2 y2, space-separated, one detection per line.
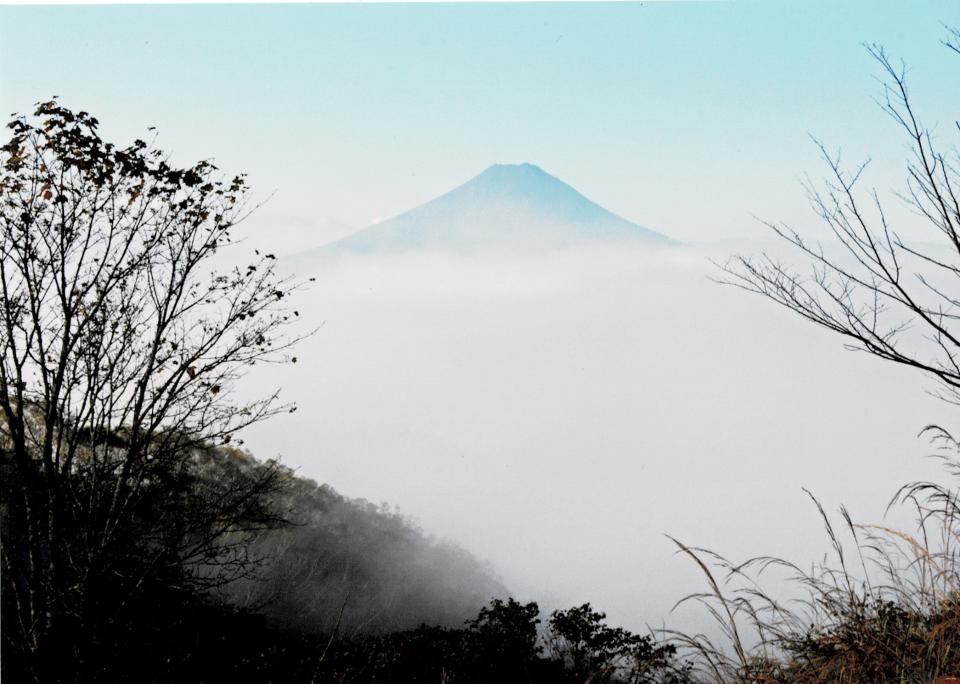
721 31 960 404
0 101 306 681
548 603 681 683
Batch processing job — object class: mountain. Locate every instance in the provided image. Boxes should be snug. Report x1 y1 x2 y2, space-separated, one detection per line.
301 164 674 256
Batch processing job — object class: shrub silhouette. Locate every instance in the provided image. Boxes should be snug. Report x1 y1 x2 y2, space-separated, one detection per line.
549 603 685 683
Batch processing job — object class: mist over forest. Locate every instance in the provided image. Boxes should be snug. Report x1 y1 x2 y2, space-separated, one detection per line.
220 459 507 634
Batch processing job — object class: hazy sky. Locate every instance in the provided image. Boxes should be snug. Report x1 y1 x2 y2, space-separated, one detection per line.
1 1 957 246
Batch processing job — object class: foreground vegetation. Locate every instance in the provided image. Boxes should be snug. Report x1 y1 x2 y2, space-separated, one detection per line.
670 452 960 682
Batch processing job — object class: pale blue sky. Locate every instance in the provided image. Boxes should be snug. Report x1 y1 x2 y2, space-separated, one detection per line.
1 1 957 244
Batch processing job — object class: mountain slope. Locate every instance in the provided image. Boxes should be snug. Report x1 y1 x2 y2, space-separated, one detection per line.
219 454 507 633
307 164 673 255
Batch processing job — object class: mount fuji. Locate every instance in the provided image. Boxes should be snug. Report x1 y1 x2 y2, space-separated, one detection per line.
301 163 674 256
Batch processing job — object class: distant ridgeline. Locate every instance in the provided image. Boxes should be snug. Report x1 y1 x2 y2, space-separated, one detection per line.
218 453 506 633
293 163 675 259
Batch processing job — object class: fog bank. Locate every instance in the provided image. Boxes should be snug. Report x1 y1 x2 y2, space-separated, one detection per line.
238 244 953 636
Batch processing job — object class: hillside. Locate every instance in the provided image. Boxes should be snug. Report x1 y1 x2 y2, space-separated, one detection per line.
216 453 507 633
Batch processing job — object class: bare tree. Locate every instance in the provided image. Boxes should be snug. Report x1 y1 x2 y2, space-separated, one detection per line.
720 30 960 404
0 101 307 680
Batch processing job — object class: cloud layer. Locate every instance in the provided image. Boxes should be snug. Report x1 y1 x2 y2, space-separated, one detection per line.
237 244 953 635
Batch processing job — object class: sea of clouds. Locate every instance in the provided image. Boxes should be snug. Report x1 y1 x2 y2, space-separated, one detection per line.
235 242 954 637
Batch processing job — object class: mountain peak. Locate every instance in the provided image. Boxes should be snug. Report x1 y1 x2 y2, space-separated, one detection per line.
308 164 675 255
479 162 548 176
474 163 558 188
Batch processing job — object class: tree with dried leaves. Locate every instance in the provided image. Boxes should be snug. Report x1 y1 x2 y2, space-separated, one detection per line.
0 100 307 681
721 32 960 405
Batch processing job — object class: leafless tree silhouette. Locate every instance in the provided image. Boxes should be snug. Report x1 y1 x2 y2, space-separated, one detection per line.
720 30 960 404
